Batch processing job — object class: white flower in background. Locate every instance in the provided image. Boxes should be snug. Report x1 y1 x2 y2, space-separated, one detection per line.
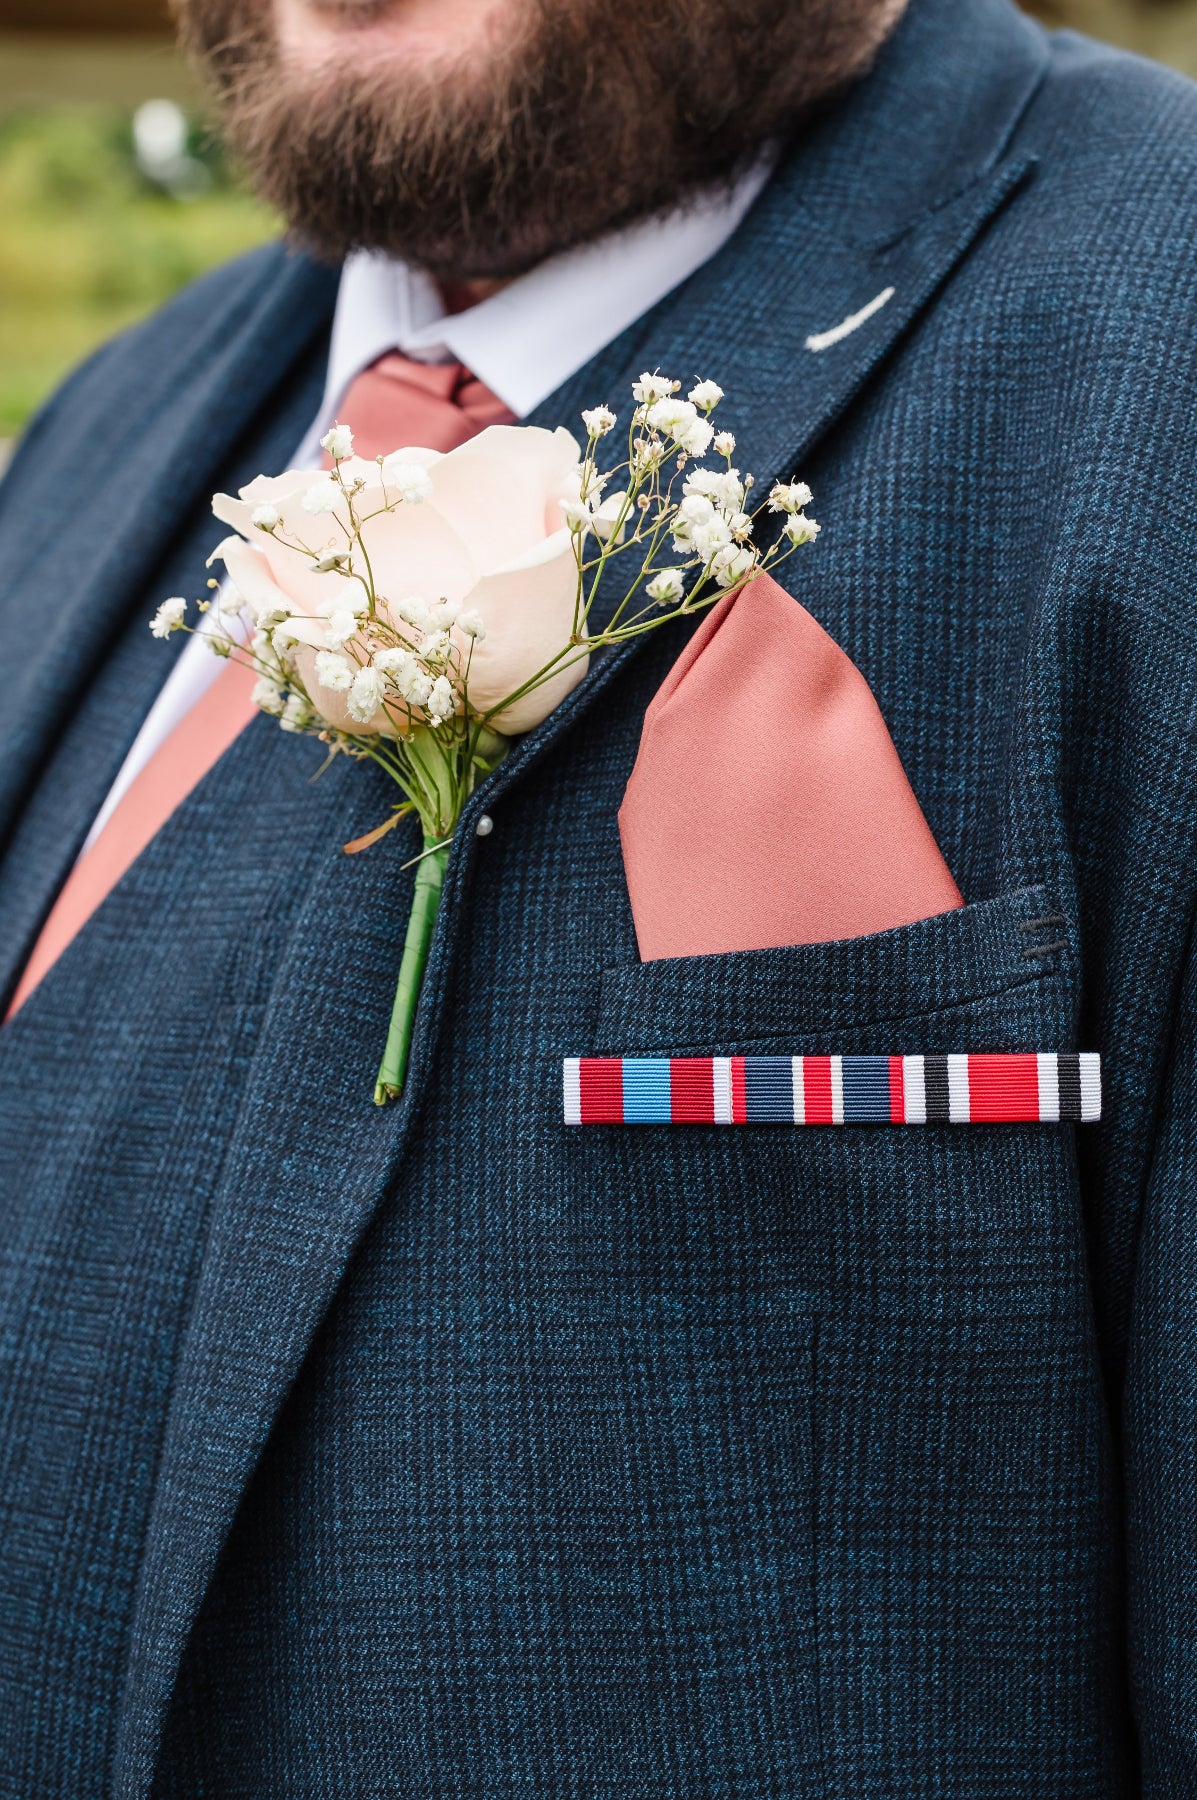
713 431 736 456
348 666 387 724
688 379 724 411
581 406 617 437
646 569 685 605
561 496 593 531
149 596 186 638
712 543 756 588
420 630 453 663
314 650 356 692
383 459 434 504
218 582 245 617
281 694 315 733
251 677 286 716
398 667 433 708
251 503 281 532
729 512 754 540
320 423 354 462
272 620 300 652
768 480 814 514
784 513 822 545
459 610 485 639
301 479 340 516
427 599 462 629
632 372 676 406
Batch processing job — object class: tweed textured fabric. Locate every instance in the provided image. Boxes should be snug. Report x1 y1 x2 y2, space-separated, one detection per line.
1 0 1197 1794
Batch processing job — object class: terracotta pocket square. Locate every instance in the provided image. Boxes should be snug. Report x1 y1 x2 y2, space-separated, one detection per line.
618 572 964 961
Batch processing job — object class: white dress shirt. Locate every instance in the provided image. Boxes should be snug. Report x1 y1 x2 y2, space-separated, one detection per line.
86 164 771 850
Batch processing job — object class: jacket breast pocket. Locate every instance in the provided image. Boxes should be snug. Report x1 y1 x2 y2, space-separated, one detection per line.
592 886 1074 1061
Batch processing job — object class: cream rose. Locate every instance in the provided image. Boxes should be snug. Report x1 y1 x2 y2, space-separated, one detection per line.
210 424 587 734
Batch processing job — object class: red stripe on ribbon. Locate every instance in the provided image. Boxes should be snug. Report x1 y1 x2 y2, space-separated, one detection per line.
889 1055 905 1123
578 1058 625 1123
730 1057 748 1123
967 1052 1040 1122
804 1055 835 1124
670 1058 716 1123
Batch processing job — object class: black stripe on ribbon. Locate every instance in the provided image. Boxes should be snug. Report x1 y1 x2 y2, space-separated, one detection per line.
924 1055 951 1122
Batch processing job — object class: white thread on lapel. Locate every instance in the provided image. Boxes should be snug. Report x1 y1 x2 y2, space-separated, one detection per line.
804 286 896 353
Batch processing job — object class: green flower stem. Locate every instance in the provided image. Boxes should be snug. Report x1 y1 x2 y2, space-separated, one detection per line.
373 835 452 1106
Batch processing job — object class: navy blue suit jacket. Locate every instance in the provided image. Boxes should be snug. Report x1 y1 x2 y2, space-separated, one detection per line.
2 0 1197 1791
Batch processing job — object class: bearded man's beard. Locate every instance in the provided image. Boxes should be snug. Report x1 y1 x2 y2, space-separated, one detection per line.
175 0 906 281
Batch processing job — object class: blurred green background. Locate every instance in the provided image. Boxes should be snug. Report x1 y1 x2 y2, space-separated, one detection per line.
1 0 1196 459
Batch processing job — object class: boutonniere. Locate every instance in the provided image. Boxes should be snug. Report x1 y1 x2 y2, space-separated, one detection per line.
152 375 820 1104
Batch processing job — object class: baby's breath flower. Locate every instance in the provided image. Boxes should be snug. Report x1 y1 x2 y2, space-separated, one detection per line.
683 470 722 501
768 480 814 515
399 669 433 707
784 512 822 546
314 650 355 692
680 416 715 457
251 503 281 532
693 517 733 561
561 497 593 531
729 511 754 541
679 493 716 526
397 597 431 629
712 544 756 588
383 459 434 504
459 610 485 639
420 629 453 663
272 621 300 652
646 569 686 605
581 405 617 437
251 677 286 716
713 431 736 457
149 596 187 638
322 608 360 649
717 471 746 511
313 551 349 574
249 600 291 631
688 380 724 412
632 372 677 406
348 666 386 724
427 599 462 629
218 582 245 617
281 694 315 733
428 675 455 724
302 479 340 516
320 423 354 462
646 396 698 441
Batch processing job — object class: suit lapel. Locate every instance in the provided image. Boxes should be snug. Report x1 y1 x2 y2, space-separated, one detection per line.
0 246 338 857
114 2 1049 1788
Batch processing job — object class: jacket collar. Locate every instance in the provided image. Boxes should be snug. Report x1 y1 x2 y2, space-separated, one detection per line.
107 1 1049 1788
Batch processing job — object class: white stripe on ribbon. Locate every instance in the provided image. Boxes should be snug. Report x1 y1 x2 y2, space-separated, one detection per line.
948 1053 971 1123
791 1056 805 1125
563 1058 582 1126
1037 1052 1060 1123
903 1054 926 1124
1079 1052 1102 1121
830 1055 844 1124
713 1057 733 1125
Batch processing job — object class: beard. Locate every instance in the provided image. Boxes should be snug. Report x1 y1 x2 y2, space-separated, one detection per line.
175 0 906 280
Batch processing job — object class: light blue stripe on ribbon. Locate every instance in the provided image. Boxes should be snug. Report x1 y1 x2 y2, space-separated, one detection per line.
622 1058 672 1123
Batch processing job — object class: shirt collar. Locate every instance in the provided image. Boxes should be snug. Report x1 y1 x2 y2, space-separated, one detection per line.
313 159 774 436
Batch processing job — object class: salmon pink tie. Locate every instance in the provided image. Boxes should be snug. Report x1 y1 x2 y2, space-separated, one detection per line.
9 354 514 1017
